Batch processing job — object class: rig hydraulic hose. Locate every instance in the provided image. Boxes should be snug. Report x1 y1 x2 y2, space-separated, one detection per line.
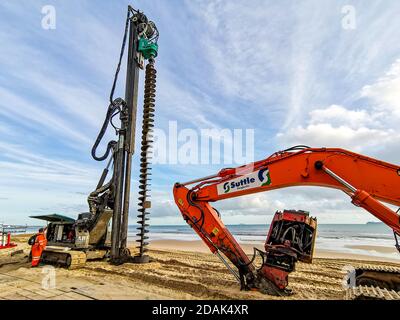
91 6 135 162
91 99 124 161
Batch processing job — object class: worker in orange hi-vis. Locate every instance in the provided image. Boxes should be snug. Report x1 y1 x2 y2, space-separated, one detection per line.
31 228 47 267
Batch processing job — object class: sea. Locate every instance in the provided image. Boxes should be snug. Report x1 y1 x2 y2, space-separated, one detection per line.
23 223 399 261
128 223 400 261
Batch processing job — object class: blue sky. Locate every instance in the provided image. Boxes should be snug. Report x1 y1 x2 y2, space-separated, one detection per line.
1 0 400 225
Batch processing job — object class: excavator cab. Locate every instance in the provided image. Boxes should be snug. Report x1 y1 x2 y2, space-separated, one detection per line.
30 212 112 268
30 214 76 246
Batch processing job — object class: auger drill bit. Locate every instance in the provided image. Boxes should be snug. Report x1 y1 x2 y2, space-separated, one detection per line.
133 57 157 263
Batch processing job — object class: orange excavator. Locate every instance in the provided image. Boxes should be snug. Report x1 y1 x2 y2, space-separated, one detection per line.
173 146 400 297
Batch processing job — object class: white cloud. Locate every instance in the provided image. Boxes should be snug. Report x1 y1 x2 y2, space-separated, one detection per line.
0 141 104 224
271 58 400 224
186 0 292 105
217 193 285 214
279 123 395 152
2 1 400 225
278 59 400 157
0 141 98 187
361 59 400 117
156 70 225 129
205 187 376 224
309 105 376 129
0 186 88 225
0 87 92 146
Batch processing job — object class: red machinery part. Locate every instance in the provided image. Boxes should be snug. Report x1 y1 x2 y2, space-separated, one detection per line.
259 210 317 290
259 265 290 290
0 232 17 249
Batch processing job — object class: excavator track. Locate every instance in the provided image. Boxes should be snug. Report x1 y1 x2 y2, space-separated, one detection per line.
346 265 400 300
42 249 87 269
347 285 400 300
66 251 87 269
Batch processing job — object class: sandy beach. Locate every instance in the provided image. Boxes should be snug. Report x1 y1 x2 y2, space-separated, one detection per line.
150 239 400 264
0 234 398 300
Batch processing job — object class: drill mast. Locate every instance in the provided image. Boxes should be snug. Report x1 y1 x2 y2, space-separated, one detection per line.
90 6 158 263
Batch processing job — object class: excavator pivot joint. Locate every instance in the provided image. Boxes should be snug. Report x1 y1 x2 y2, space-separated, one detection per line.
314 160 323 170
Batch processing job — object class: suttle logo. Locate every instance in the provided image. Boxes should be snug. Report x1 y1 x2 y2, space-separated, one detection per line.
222 168 271 194
223 177 257 193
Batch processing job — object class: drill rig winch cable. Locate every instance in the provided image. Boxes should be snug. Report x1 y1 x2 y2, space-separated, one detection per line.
91 6 140 163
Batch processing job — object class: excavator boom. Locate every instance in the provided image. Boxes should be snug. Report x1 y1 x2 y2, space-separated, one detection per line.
173 146 400 295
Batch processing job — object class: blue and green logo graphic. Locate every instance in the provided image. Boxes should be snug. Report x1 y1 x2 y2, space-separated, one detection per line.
223 182 230 193
258 168 271 186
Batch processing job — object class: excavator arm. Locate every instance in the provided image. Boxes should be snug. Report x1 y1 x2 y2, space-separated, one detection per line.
173 146 400 294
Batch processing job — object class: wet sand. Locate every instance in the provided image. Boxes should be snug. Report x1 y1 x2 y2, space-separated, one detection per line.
0 235 398 300
150 239 400 264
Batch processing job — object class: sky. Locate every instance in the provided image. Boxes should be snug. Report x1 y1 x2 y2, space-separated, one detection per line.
1 0 400 226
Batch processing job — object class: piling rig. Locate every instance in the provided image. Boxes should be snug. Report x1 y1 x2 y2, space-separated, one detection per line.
32 5 158 267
